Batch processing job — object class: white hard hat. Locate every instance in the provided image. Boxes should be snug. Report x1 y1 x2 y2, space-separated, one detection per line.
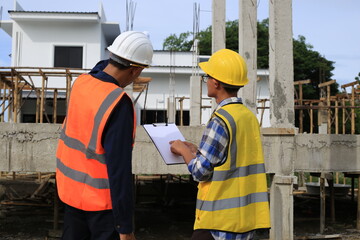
107 31 153 67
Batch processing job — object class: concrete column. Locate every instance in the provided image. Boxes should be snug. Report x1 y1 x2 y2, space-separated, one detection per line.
167 97 175 123
212 0 226 53
270 175 296 240
211 0 226 110
238 0 257 114
269 1 295 239
269 0 294 128
190 75 202 126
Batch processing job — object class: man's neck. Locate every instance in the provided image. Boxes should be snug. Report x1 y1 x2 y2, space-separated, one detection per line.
215 92 237 104
103 64 128 87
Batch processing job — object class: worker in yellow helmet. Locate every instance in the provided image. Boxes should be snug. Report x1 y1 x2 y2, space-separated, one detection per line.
170 49 270 240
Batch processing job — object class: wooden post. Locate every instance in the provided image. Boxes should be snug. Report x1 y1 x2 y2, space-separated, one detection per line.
53 89 58 123
351 86 355 134
13 70 18 123
1 82 5 122
335 100 339 134
294 80 310 133
328 176 335 224
327 85 331 134
342 98 346 134
310 102 313 133
6 84 11 122
357 176 360 230
36 90 40 123
53 187 59 230
179 97 185 126
299 84 303 133
320 176 326 234
66 70 72 107
39 69 46 123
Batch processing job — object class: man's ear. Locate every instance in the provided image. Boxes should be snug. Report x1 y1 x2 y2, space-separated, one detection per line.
214 79 221 89
130 67 142 77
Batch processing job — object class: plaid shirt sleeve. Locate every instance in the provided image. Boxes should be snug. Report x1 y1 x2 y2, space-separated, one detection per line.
187 116 229 182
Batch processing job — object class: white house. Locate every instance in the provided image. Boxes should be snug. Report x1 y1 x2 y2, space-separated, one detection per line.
0 2 271 127
1 2 119 69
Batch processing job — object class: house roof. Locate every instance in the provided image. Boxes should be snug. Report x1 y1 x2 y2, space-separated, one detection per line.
8 10 100 22
1 10 120 44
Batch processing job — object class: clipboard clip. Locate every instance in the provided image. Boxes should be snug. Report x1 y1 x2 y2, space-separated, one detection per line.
153 117 169 127
152 122 169 127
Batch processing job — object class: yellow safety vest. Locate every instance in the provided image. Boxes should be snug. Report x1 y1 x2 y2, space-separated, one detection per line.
194 103 270 233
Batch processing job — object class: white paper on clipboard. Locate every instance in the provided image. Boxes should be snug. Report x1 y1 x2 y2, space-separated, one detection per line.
143 123 186 165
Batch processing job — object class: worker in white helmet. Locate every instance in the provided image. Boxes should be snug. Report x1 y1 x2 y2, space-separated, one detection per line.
170 49 270 240
56 31 153 240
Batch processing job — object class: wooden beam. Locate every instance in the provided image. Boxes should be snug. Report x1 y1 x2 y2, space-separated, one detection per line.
133 85 147 92
134 77 152 84
261 128 296 136
294 79 311 85
318 80 336 88
341 80 358 88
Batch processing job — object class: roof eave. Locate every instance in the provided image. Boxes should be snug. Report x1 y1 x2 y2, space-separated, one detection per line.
8 11 100 22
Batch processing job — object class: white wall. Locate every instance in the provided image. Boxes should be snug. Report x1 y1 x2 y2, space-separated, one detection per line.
11 21 101 69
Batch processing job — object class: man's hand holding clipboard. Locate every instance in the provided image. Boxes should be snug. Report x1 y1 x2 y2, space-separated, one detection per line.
169 140 197 165
143 123 187 165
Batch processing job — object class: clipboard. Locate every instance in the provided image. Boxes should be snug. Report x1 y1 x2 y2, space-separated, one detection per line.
143 123 186 165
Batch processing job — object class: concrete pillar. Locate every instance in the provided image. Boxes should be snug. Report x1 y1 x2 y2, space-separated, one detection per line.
167 97 175 124
269 0 294 128
211 0 226 110
270 175 296 240
190 75 202 126
269 0 295 239
238 0 257 114
212 0 226 53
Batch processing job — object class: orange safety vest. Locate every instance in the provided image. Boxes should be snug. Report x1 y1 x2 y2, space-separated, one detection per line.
56 74 136 211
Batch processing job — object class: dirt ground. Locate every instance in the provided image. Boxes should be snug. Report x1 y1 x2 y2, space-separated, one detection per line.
1 178 360 240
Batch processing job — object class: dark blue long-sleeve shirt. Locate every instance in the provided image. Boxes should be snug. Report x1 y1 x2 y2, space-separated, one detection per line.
90 60 134 234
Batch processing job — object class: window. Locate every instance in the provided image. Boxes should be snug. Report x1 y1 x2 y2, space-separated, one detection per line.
140 110 189 126
54 46 83 68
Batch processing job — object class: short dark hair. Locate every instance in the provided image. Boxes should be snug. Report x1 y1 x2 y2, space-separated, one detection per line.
109 58 131 70
218 81 243 94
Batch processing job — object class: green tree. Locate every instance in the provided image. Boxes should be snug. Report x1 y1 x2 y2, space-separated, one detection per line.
162 19 337 98
355 72 360 82
162 32 193 51
163 19 341 133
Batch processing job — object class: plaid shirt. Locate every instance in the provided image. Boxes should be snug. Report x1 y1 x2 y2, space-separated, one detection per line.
188 97 254 240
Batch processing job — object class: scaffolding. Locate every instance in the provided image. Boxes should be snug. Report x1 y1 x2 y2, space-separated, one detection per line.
256 79 360 134
0 67 151 123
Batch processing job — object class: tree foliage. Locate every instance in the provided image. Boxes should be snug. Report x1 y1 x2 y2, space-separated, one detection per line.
162 32 193 51
162 18 338 99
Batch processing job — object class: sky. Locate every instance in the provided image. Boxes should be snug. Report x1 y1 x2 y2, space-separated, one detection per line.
0 0 359 88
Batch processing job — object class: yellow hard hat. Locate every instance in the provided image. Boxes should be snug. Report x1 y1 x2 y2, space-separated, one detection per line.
199 49 249 86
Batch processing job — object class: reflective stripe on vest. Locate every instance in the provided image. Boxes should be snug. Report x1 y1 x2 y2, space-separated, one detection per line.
194 103 270 232
211 108 266 182
60 87 124 165
57 157 109 189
